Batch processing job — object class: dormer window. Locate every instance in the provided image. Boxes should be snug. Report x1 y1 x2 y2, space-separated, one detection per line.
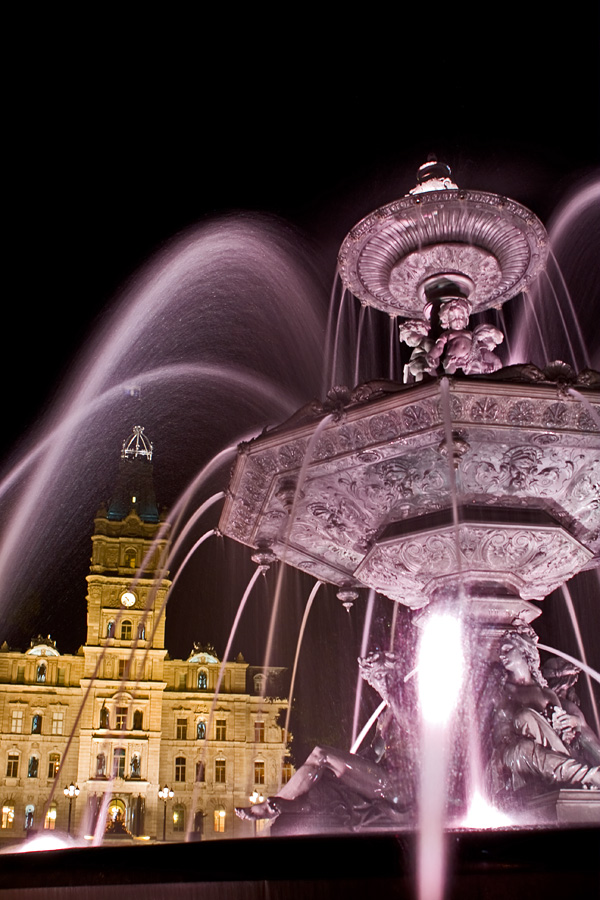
197 670 208 690
36 663 47 683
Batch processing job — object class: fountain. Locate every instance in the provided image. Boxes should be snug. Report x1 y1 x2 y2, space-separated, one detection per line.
0 159 599 898
220 161 600 838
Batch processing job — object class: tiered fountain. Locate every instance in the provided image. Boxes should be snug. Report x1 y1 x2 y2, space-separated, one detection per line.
220 161 600 833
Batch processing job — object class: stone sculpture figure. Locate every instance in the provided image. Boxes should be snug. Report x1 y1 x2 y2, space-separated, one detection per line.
541 655 600 766
428 298 504 375
487 625 600 800
235 648 417 828
398 319 437 382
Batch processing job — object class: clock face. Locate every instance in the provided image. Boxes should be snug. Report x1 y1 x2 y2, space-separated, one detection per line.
121 591 136 608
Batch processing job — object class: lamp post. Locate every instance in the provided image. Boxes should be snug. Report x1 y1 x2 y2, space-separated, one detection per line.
158 785 173 841
63 783 80 835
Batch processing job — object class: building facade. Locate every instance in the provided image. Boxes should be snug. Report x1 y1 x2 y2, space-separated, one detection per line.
0 427 291 845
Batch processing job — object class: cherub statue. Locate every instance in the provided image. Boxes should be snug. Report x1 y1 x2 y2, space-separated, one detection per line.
398 318 436 382
428 298 504 375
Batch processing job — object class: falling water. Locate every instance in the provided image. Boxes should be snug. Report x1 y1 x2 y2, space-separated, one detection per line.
559 584 600 735
282 581 324 749
350 588 376 749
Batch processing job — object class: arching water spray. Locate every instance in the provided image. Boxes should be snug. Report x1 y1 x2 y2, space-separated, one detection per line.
283 580 324 747
351 588 376 749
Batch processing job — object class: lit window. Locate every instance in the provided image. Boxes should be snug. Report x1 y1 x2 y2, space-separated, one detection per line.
214 758 226 784
282 763 294 785
120 621 133 641
31 714 42 734
176 718 187 740
197 670 207 690
113 748 126 778
44 803 57 830
213 807 226 833
197 720 206 740
48 753 60 779
36 663 47 683
52 711 64 735
6 754 19 778
125 549 137 568
172 804 185 832
11 710 23 733
254 761 265 785
1 804 15 829
215 719 226 741
28 756 39 778
175 756 186 782
115 707 127 730
254 721 265 743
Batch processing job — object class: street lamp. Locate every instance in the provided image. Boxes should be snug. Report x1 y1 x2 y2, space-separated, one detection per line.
63 783 80 835
158 785 174 841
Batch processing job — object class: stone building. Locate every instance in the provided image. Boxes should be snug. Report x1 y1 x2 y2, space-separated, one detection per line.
0 427 291 845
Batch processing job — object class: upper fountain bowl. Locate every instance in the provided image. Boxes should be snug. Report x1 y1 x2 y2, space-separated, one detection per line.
338 163 548 319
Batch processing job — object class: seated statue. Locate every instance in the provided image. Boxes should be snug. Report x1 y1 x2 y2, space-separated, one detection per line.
236 649 416 826
488 625 600 799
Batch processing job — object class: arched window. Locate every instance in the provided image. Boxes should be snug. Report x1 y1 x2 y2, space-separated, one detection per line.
96 753 106 777
44 802 57 830
125 548 137 568
197 670 208 690
99 705 109 728
197 720 206 740
31 714 42 734
28 755 39 778
36 663 47 683
133 709 143 730
24 805 34 830
175 756 186 782
213 807 226 833
172 803 185 832
113 748 126 779
120 621 133 641
253 672 266 694
137 622 146 641
48 753 60 779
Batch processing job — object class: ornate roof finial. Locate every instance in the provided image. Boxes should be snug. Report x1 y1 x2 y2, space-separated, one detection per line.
121 425 153 461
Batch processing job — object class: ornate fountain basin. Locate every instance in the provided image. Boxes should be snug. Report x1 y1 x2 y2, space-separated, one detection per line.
220 376 600 609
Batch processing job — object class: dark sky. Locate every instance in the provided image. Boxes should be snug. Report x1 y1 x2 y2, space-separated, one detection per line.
2 20 599 752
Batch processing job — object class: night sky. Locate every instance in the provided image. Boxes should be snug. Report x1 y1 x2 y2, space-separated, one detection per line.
2 19 599 756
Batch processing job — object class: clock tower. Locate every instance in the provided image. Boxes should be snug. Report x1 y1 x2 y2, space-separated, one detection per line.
85 425 171 655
